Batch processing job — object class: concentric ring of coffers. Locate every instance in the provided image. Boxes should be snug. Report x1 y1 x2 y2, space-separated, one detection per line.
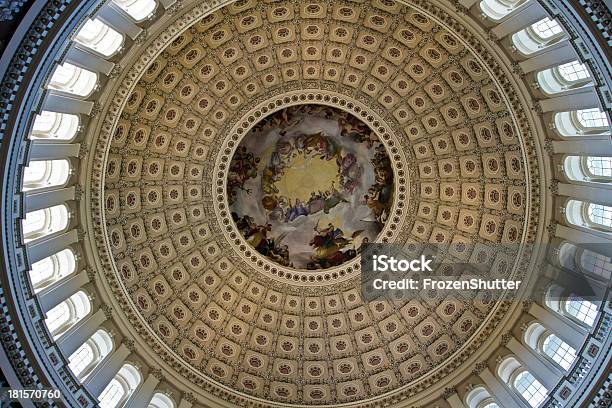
92 0 539 405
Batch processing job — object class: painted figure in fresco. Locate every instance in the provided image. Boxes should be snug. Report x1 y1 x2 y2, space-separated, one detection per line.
337 152 363 194
297 132 340 161
307 223 362 269
232 213 292 267
338 113 377 145
261 168 280 196
355 141 394 225
285 198 309 222
227 146 261 204
322 183 349 214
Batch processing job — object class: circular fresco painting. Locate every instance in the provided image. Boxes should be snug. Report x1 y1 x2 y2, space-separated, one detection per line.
228 105 394 270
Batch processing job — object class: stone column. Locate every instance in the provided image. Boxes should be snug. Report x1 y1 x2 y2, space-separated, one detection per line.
96 2 143 40
84 343 130 397
56 309 107 357
480 367 526 408
507 337 560 389
25 187 75 213
446 392 467 408
529 303 585 349
26 229 78 264
38 271 88 313
491 1 547 39
124 374 160 408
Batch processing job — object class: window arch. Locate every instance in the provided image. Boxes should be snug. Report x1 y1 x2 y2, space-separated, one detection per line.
564 155 612 182
537 61 591 94
556 241 577 270
531 17 563 39
556 242 612 281
29 248 77 291
45 291 91 338
31 111 80 140
69 329 113 380
579 248 612 280
498 356 549 407
524 322 577 371
564 295 598 326
479 0 526 20
98 363 142 408
542 334 577 370
22 204 70 242
75 18 124 57
514 371 548 407
112 0 157 22
565 199 612 233
585 156 612 179
576 108 610 128
545 284 599 327
22 159 71 191
512 17 565 55
555 108 611 137
148 392 175 408
465 386 499 408
586 203 612 230
48 63 98 97
556 61 591 82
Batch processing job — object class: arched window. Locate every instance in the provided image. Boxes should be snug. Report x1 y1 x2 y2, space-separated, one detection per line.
99 379 125 408
512 17 565 55
465 386 499 408
69 329 113 380
555 242 612 281
48 63 98 97
545 284 599 327
45 302 70 334
537 61 591 94
585 156 612 179
565 199 612 233
69 343 94 377
514 371 548 407
564 295 597 326
587 203 612 229
556 241 577 270
31 111 80 140
75 18 124 57
22 204 70 242
524 322 577 371
148 392 175 408
531 18 563 39
557 61 591 82
564 156 612 182
479 0 526 20
22 159 71 191
112 0 157 22
542 334 577 371
99 363 142 408
579 249 612 280
498 356 549 407
555 108 611 137
29 248 76 291
45 291 91 338
577 108 610 128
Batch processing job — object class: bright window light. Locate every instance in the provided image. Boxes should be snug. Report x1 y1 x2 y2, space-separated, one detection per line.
514 371 548 407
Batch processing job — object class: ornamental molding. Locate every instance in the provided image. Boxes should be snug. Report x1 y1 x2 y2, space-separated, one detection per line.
83 1 543 406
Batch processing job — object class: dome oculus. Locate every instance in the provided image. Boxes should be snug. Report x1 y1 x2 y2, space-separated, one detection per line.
228 105 394 269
